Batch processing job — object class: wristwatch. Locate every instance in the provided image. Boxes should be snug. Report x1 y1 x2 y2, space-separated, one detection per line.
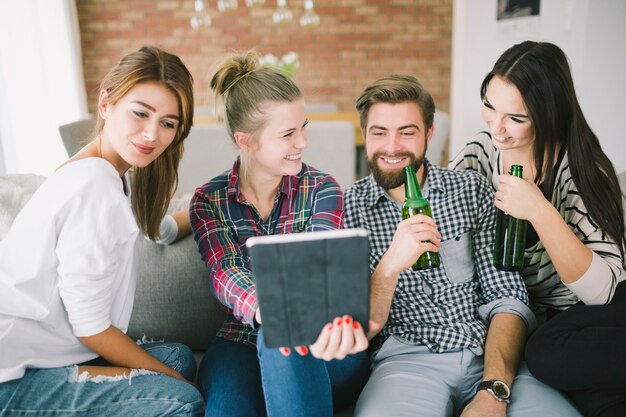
476 380 511 404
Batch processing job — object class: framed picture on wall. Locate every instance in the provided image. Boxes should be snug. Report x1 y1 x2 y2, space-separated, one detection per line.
497 0 540 20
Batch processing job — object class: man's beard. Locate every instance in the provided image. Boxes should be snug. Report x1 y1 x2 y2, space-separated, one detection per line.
368 150 426 190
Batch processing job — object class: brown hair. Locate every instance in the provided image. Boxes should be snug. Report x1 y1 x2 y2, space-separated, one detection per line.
355 74 435 138
95 46 194 239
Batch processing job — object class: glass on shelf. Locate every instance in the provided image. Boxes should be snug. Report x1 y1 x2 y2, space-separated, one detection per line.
190 0 211 29
300 0 319 28
245 0 265 7
272 0 293 24
217 0 238 12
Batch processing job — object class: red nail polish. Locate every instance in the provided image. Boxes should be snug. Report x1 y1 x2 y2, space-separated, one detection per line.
298 346 309 355
328 324 333 331
353 321 359 329
345 316 352 324
337 319 342 326
280 347 290 355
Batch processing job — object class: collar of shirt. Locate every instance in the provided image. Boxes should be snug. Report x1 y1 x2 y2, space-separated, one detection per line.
362 158 446 208
226 158 301 204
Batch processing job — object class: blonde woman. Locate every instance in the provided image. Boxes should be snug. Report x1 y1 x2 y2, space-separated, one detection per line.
190 51 371 417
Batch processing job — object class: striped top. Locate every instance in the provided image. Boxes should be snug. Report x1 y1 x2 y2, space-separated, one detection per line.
450 132 625 322
190 161 343 347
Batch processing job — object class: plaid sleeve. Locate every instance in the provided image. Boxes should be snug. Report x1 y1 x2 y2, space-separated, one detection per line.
306 175 344 232
343 185 361 230
190 190 257 326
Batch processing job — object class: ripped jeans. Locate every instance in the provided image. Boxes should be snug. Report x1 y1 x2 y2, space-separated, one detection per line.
0 342 204 417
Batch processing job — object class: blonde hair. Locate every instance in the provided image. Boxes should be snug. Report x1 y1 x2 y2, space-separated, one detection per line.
209 50 302 177
95 46 194 239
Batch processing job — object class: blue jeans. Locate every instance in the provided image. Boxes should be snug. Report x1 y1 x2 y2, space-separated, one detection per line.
0 342 204 417
199 328 370 417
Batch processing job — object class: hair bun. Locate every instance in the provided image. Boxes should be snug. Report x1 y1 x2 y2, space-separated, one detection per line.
210 50 260 96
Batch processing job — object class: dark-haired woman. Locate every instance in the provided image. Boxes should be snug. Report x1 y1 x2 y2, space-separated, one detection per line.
451 40 625 417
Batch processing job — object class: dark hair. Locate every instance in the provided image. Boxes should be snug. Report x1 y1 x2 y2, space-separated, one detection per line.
355 74 435 137
96 46 194 240
482 41 625 259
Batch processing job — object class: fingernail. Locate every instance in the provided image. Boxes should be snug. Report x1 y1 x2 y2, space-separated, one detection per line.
345 316 352 324
353 321 359 329
327 324 333 331
337 318 343 326
280 347 290 356
297 346 309 355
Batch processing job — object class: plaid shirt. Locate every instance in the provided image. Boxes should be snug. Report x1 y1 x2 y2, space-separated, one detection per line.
344 159 534 354
190 161 343 347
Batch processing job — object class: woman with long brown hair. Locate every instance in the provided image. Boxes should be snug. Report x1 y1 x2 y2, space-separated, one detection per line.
0 46 203 416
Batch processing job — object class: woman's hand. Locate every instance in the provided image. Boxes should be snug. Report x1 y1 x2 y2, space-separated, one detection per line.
279 315 380 361
495 174 551 222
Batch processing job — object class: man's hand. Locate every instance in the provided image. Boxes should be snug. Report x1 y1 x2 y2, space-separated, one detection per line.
382 214 441 276
460 390 507 417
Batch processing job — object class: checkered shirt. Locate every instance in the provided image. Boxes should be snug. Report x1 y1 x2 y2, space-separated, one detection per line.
344 159 534 354
190 161 343 347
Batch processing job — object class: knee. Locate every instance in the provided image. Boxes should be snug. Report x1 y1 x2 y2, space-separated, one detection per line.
171 343 198 382
145 342 197 381
170 382 205 417
525 327 562 382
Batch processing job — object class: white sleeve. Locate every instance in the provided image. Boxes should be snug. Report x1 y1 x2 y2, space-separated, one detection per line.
564 251 625 305
150 214 178 245
57 193 137 337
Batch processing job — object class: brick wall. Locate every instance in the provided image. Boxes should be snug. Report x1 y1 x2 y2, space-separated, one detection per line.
77 0 452 114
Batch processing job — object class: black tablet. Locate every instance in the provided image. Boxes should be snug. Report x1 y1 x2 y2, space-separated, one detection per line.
246 228 370 348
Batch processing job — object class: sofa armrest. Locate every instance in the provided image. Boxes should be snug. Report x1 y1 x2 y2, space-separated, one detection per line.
128 235 226 351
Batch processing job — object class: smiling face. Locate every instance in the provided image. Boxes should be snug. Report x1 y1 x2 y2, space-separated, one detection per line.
98 81 180 174
482 75 535 154
242 99 308 180
365 101 432 190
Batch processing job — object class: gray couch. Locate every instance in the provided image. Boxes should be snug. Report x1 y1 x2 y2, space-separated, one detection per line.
2 170 625 417
0 172 356 416
128 214 357 417
127 169 626 416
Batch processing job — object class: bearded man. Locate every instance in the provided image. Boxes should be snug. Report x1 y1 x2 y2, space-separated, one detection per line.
344 75 581 417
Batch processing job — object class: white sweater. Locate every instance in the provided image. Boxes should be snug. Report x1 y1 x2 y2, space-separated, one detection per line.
0 158 141 383
450 133 625 321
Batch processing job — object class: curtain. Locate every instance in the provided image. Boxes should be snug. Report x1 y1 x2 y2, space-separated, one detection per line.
0 0 87 176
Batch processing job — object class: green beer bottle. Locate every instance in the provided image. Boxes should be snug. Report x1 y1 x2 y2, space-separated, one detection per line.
402 165 440 270
493 165 527 271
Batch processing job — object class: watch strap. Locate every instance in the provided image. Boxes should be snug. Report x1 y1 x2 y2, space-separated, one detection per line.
476 379 511 403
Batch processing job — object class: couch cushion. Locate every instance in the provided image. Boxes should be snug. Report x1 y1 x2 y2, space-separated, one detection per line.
128 235 226 351
0 174 46 239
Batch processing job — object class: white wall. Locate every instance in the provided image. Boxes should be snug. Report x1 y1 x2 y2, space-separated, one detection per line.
450 0 626 174
0 0 87 176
